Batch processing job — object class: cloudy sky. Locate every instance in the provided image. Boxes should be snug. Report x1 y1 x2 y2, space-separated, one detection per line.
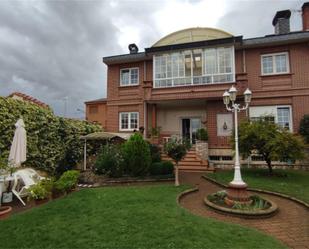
0 0 305 118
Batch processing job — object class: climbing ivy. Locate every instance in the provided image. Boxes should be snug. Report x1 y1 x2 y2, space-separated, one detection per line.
0 97 101 174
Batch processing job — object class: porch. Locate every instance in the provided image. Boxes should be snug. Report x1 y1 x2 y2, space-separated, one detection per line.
146 99 208 143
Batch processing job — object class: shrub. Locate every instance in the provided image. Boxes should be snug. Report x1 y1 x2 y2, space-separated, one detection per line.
0 97 101 174
149 143 161 163
299 115 309 144
161 161 174 175
149 161 173 176
196 128 208 141
94 144 124 177
122 133 151 176
28 181 52 200
149 162 162 175
54 170 80 193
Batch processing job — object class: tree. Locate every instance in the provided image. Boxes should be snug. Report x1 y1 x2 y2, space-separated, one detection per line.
299 114 309 144
234 119 305 174
122 133 151 176
164 139 189 186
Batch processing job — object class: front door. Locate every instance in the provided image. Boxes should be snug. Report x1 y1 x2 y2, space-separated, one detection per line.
182 119 191 141
182 118 201 144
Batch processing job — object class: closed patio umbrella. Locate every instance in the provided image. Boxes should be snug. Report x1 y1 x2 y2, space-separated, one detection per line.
8 118 27 168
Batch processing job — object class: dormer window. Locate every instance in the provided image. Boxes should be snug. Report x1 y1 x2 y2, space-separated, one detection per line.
153 46 235 88
120 68 139 86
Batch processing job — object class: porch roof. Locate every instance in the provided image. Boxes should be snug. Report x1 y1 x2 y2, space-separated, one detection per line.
80 132 133 141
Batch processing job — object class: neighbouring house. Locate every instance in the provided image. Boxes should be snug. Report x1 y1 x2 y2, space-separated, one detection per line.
85 98 107 129
8 92 50 109
88 3 309 168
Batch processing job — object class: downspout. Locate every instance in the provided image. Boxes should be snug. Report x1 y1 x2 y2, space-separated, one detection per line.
242 49 246 73
143 61 147 139
243 49 249 118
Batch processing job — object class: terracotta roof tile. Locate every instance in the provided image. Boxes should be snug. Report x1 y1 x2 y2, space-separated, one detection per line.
8 92 50 109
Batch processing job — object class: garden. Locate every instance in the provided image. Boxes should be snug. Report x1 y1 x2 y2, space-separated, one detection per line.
0 185 287 249
0 97 308 248
206 168 309 203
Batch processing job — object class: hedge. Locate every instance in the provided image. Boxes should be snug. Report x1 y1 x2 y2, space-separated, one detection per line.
0 97 101 174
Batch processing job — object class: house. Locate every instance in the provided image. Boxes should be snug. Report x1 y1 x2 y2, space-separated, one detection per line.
8 92 50 109
85 98 107 129
87 3 309 167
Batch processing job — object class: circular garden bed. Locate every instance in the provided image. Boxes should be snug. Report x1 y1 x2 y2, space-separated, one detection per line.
204 190 278 219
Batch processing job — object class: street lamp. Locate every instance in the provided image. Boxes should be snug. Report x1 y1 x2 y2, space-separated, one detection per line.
222 85 252 205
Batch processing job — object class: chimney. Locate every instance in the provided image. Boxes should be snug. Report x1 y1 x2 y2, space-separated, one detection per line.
302 2 309 31
128 43 139 54
272 10 291 35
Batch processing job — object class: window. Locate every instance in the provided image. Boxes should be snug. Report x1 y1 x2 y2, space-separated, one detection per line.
261 52 289 75
277 107 291 130
153 46 235 88
119 112 139 131
249 106 292 131
120 68 139 86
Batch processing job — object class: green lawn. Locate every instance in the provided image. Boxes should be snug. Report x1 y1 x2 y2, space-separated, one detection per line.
206 168 309 203
0 185 286 249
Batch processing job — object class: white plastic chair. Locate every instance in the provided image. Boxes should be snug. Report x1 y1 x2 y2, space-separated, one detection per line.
12 168 45 206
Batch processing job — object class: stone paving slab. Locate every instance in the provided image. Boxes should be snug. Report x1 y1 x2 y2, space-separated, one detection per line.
179 172 309 249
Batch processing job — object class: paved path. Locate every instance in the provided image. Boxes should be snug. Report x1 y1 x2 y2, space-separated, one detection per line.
179 172 309 249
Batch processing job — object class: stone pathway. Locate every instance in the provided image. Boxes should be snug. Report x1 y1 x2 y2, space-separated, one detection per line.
179 172 309 249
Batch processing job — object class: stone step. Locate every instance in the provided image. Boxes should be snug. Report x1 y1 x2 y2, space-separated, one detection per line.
178 165 211 171
178 161 203 166
161 156 198 162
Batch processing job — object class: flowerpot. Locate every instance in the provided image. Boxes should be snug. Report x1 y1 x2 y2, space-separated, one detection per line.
0 206 12 220
151 137 159 144
35 198 49 206
2 192 13 204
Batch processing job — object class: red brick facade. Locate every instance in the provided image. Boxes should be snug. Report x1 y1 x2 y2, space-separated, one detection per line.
85 99 107 129
94 6 309 158
103 41 309 149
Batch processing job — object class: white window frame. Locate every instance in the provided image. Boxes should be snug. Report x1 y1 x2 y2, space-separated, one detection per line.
120 67 139 86
119 112 139 131
153 46 235 88
249 105 293 132
261 52 290 76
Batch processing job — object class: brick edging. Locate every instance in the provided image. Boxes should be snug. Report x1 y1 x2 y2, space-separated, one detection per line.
177 187 199 205
102 177 174 184
79 177 175 187
202 175 309 209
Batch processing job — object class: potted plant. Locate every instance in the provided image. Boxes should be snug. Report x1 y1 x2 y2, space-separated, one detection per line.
0 158 15 205
0 158 13 219
196 128 208 142
0 205 12 220
150 127 161 144
28 180 52 205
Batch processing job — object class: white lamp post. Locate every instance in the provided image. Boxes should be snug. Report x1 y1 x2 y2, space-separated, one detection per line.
222 86 252 204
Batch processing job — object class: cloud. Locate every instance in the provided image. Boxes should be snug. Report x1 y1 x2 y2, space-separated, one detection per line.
0 0 306 118
216 0 304 38
0 1 120 117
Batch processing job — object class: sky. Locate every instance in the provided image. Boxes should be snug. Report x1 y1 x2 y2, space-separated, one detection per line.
0 0 306 118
